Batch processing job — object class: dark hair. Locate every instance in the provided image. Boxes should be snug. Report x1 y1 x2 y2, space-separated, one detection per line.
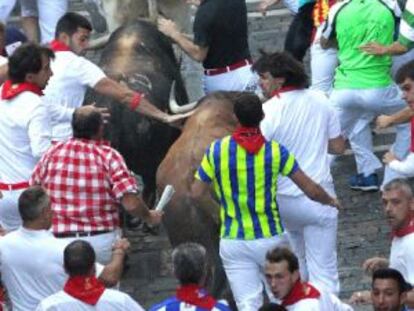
266 247 299 273
395 60 414 84
8 43 54 83
233 93 264 127
259 303 288 311
172 242 207 285
72 107 103 139
55 12 92 38
18 186 50 222
252 51 309 88
372 268 413 294
64 240 96 276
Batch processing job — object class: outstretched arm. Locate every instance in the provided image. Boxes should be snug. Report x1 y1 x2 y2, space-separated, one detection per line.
94 77 192 124
360 41 408 56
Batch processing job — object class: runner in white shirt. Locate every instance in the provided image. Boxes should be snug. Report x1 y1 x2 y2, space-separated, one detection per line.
252 51 345 295
36 240 144 311
0 43 53 231
36 289 144 311
45 12 191 142
0 186 130 311
264 247 353 311
350 178 414 310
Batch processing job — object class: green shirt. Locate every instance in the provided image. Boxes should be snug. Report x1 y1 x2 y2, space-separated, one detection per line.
328 0 395 89
195 136 298 240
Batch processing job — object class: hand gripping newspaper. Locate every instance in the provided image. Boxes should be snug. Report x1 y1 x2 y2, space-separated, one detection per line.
155 185 176 211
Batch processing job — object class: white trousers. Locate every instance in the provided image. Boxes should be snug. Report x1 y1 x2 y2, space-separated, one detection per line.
0 0 16 23
219 235 288 311
330 85 410 182
20 0 68 44
310 25 338 95
58 229 120 264
0 188 24 232
203 64 258 95
277 192 340 295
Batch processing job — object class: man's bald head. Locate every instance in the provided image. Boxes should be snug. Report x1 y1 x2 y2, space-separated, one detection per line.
72 105 103 139
64 240 96 276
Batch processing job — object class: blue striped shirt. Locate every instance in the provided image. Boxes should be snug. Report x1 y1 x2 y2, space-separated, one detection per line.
149 296 231 311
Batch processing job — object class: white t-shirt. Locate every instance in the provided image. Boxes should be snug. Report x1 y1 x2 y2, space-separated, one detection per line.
43 50 106 142
390 232 414 285
0 89 51 183
260 90 341 196
36 289 145 311
389 153 414 177
0 227 104 311
286 298 321 311
285 290 353 311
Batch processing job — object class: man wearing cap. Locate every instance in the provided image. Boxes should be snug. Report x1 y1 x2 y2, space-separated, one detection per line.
0 43 53 232
158 0 257 94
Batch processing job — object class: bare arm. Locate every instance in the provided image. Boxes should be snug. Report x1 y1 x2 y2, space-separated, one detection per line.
98 239 130 287
0 64 7 84
121 193 163 225
360 41 408 56
94 77 189 124
157 17 208 63
289 169 339 208
376 107 414 129
257 0 280 15
21 16 39 43
328 135 346 155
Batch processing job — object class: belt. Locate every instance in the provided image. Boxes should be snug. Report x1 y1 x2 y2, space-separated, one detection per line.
204 59 252 76
54 230 111 238
0 181 29 191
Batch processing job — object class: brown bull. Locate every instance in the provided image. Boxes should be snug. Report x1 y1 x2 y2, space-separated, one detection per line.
156 92 241 297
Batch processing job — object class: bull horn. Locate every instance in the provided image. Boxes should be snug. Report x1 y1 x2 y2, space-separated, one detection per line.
87 34 111 50
169 81 198 114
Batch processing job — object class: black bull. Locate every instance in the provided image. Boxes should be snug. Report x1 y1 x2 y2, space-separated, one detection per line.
85 21 189 203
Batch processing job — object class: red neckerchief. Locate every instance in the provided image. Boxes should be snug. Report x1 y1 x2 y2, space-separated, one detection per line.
271 86 303 98
1 80 43 100
392 216 414 238
63 276 105 306
49 39 71 52
232 126 265 154
176 284 217 309
410 117 414 152
282 280 321 306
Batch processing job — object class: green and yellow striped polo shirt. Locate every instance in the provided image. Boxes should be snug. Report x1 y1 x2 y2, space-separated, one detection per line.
195 135 299 240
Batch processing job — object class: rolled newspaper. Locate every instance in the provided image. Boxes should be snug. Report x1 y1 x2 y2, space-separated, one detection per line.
155 185 176 211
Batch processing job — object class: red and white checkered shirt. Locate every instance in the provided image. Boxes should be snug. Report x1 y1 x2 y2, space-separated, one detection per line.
30 138 138 233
